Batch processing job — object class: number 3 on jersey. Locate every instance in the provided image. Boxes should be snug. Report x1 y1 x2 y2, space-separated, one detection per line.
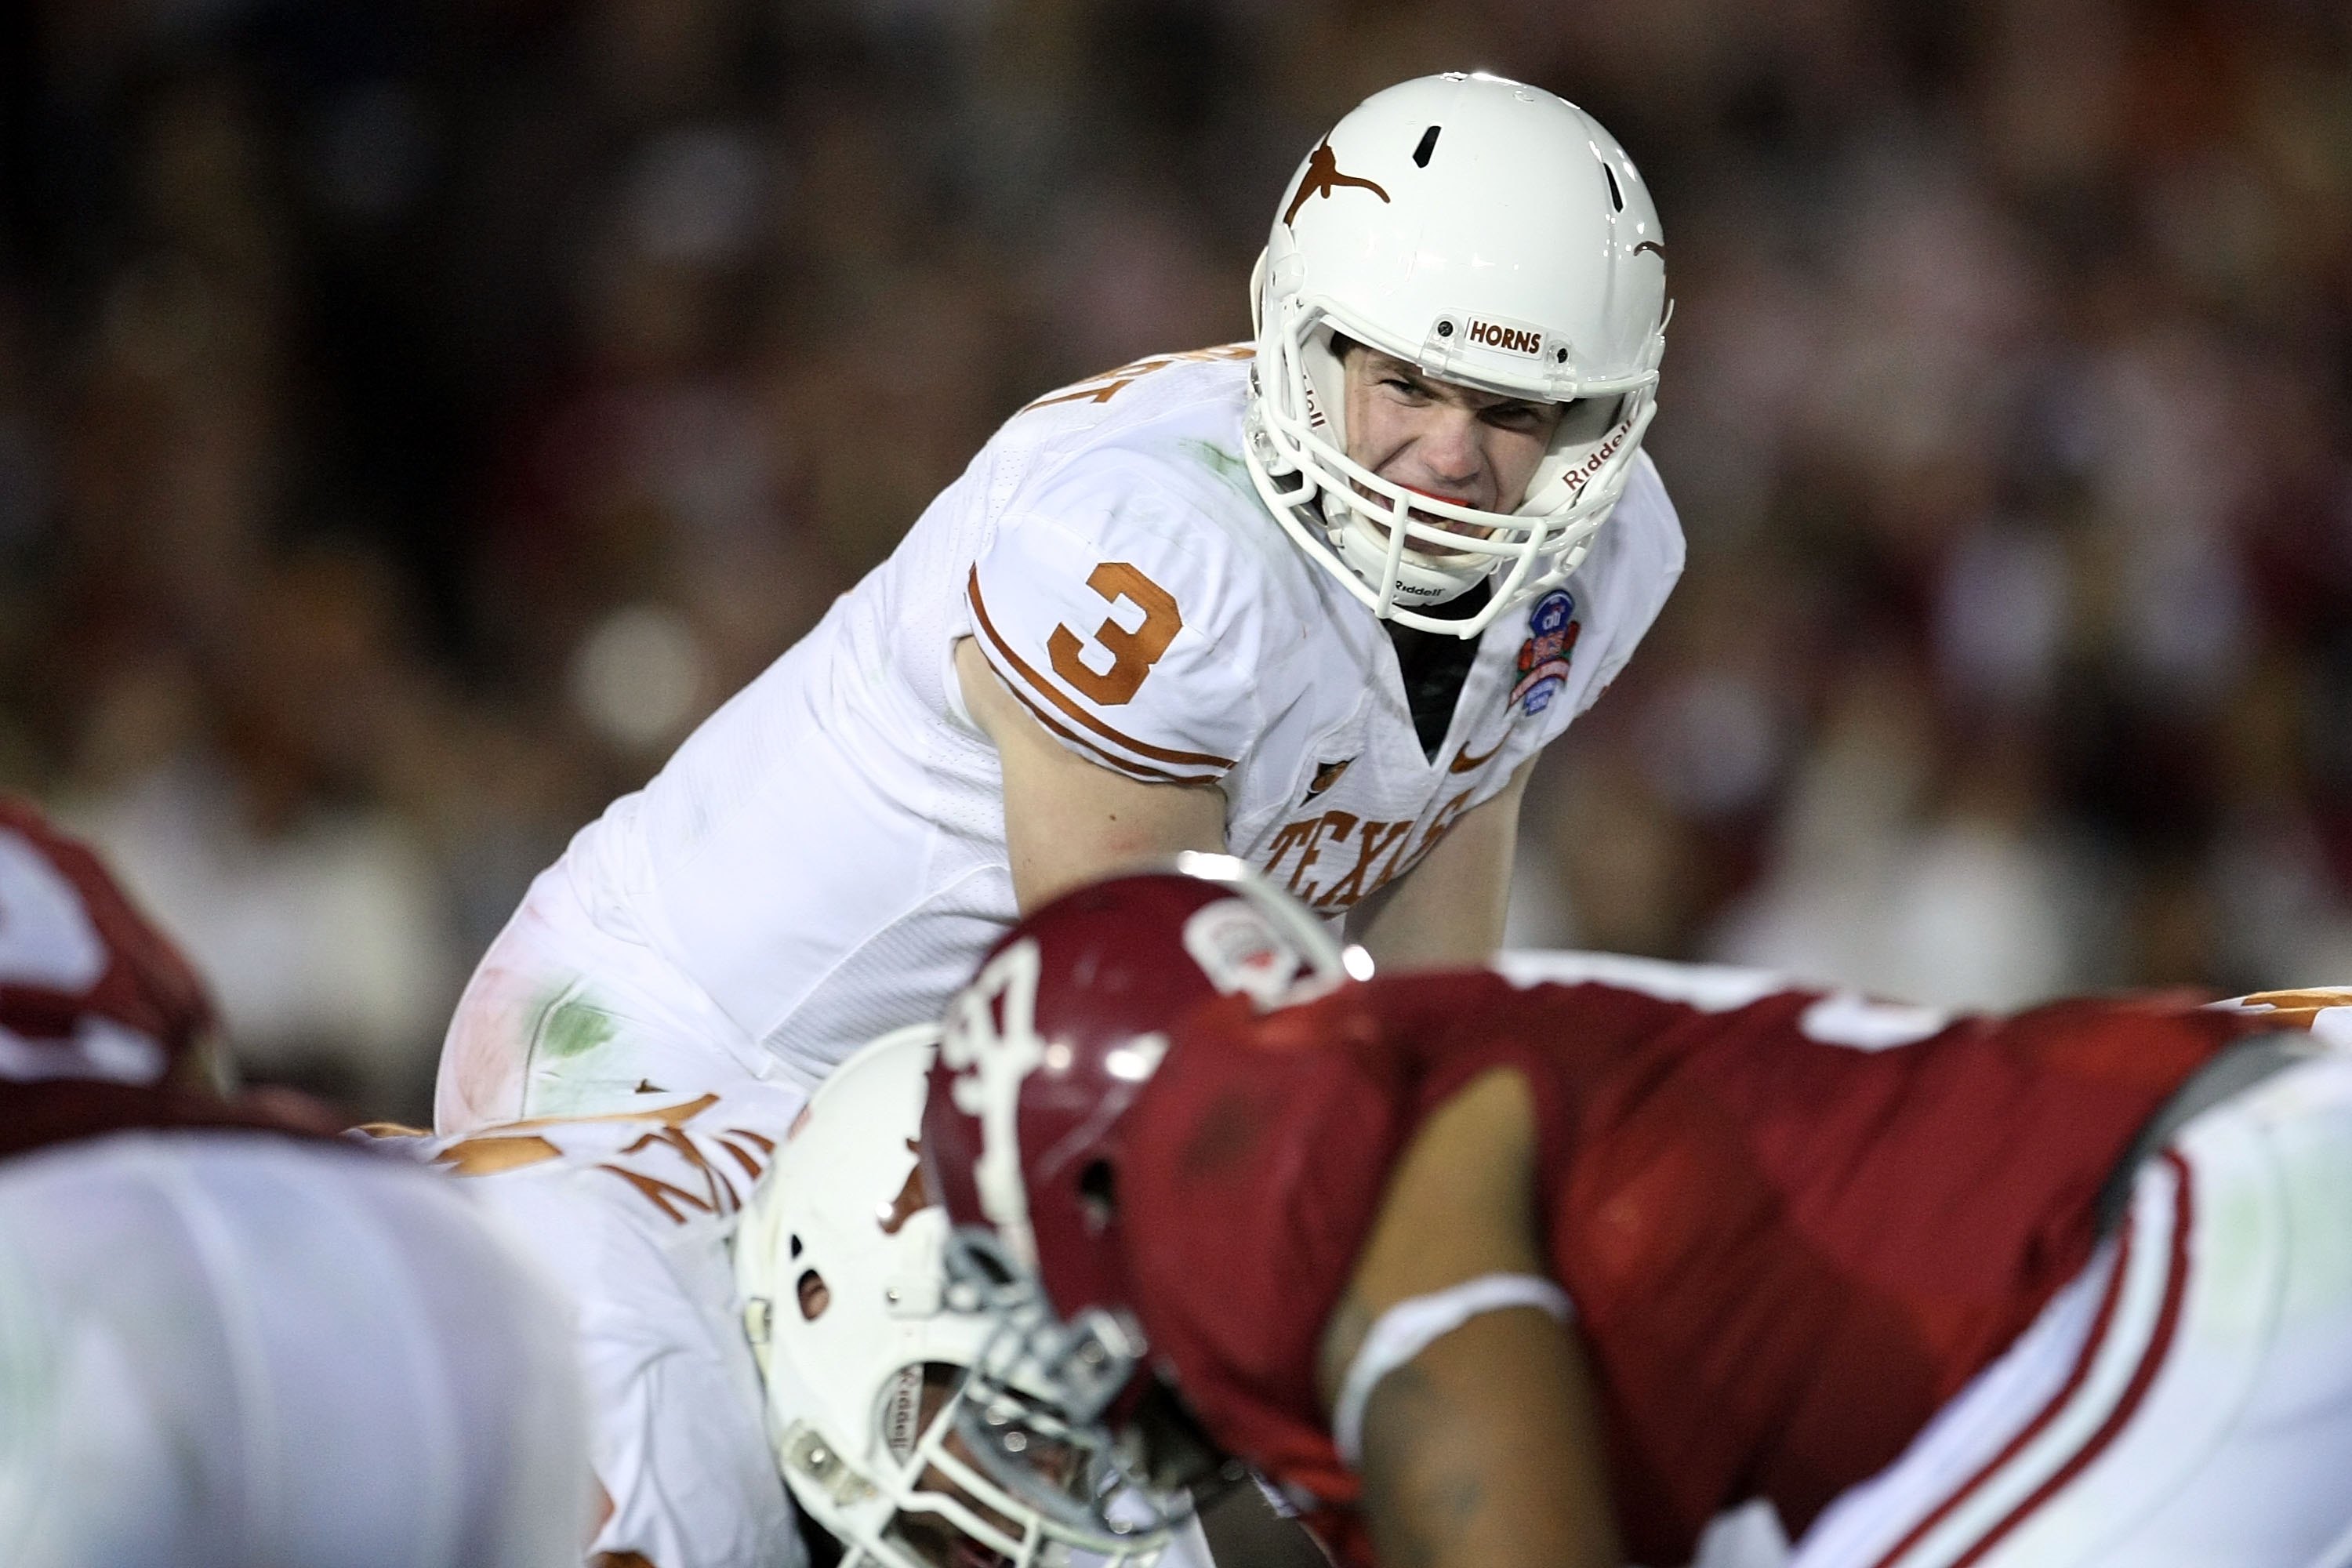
1047 562 1182 706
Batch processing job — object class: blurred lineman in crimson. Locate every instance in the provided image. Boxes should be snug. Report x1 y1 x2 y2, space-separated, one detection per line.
0 798 593 1568
919 862 2352 1568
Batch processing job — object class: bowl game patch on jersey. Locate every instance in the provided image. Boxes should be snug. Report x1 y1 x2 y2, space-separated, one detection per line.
1509 589 1581 714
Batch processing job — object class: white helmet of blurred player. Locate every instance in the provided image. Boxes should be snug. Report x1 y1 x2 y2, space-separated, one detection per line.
1245 72 1670 637
735 1027 1175 1568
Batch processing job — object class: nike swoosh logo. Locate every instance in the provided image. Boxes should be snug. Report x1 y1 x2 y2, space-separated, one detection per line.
1449 739 1504 773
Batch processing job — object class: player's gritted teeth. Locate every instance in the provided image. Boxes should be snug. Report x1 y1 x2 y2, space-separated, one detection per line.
1396 482 1494 539
1335 344 1564 554
1343 476 1497 556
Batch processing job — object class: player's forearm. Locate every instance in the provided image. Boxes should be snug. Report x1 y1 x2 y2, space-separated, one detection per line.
1357 1312 1621 1568
1349 761 1530 969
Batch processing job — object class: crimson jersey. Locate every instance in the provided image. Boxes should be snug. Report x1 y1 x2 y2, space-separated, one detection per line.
1118 969 2265 1567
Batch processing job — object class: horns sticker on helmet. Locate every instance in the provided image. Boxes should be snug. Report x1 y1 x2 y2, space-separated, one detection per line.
1283 142 1392 227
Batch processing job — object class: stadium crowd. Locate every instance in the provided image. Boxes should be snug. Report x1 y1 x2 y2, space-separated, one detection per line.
2 0 2347 1120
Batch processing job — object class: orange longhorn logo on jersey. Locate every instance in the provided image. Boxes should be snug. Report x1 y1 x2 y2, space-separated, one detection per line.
1283 142 1391 226
1302 758 1353 804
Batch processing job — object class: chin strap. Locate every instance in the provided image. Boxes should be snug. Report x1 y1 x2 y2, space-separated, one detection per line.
1330 1273 1575 1469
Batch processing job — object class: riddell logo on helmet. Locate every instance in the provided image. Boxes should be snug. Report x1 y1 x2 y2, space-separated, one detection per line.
1562 420 1635 492
1465 318 1544 357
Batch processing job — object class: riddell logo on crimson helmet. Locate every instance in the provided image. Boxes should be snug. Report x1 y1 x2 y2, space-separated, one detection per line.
1465 318 1544 356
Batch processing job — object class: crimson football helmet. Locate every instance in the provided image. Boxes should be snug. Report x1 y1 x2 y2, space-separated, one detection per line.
920 855 1357 1536
0 797 215 1087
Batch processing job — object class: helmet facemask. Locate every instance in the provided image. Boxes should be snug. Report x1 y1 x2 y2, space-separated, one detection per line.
1247 286 1659 639
762 1350 1172 1568
738 1029 1181 1568
938 1227 1210 1555
1240 73 1671 639
916 864 1364 1568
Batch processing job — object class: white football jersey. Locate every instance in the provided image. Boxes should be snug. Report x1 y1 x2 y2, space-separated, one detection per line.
441 347 1682 1123
388 1085 810 1568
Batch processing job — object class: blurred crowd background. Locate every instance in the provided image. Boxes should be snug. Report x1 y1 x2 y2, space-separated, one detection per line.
2 0 2347 1120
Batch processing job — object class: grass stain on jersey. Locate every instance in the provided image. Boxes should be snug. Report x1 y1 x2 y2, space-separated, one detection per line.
1179 437 1259 505
539 995 619 1060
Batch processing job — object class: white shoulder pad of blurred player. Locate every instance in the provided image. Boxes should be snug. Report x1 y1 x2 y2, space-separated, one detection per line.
0 1130 589 1568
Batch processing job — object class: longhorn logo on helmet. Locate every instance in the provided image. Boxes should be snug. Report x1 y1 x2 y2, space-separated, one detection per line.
1283 141 1391 226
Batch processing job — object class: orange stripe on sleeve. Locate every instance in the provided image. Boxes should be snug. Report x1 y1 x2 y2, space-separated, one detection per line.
966 568 1236 772
993 669 1221 786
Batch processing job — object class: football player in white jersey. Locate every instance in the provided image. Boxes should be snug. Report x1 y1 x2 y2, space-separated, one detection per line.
405 1031 1216 1568
437 70 1681 1133
392 1085 808 1566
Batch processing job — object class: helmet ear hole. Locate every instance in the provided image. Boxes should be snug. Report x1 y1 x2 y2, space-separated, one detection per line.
1078 1159 1118 1236
797 1269 831 1320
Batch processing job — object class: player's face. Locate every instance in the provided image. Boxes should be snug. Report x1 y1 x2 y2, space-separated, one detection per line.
1341 346 1566 536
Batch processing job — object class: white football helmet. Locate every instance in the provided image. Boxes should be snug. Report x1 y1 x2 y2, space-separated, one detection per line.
1245 72 1671 637
735 1027 1175 1568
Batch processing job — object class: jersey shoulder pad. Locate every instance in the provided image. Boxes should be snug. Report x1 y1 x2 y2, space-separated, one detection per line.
1004 343 1256 436
1495 949 1791 1008
1530 452 1684 741
1122 993 1414 1442
968 446 1299 785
